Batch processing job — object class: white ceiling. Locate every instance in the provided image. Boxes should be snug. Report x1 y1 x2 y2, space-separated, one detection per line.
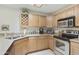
1 4 70 14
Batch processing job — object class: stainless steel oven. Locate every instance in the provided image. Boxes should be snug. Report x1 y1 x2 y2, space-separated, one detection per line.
54 38 69 55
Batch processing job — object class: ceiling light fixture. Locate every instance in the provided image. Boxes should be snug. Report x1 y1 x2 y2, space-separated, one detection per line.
32 4 45 8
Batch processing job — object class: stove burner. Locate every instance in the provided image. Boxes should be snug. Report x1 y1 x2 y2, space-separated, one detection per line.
53 33 78 42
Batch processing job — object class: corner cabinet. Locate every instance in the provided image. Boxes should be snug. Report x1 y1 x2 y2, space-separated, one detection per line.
8 38 29 55
53 15 58 27
46 16 53 27
39 16 46 27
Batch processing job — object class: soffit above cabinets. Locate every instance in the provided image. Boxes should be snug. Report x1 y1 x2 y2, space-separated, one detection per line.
0 4 71 15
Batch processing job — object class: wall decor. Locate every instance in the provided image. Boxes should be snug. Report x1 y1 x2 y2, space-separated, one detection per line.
1 25 9 31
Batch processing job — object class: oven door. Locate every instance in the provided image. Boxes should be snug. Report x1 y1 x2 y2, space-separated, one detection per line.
55 39 69 55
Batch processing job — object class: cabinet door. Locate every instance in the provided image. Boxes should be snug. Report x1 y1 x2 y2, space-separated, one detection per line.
39 16 46 27
66 7 74 17
14 38 29 55
75 15 79 26
53 15 57 27
8 44 15 55
59 11 68 19
48 37 54 50
71 42 79 55
74 5 79 26
37 37 48 50
28 37 38 52
46 16 53 27
28 14 39 27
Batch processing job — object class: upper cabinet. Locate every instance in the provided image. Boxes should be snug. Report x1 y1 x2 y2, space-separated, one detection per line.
66 7 74 17
74 5 79 26
28 14 46 27
46 16 53 27
28 14 39 27
53 5 79 27
39 15 46 27
53 15 58 27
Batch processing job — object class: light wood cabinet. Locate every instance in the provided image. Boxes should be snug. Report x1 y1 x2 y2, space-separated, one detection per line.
37 37 48 50
28 14 39 27
66 7 74 17
71 41 79 55
39 16 46 27
28 14 46 27
48 37 54 50
59 12 65 19
46 16 53 27
53 15 58 27
8 36 50 55
28 37 48 52
53 5 79 27
9 38 29 55
75 15 79 26
74 5 79 26
8 44 15 55
28 37 38 52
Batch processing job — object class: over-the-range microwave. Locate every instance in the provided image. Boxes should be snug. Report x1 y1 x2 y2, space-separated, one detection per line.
57 16 75 28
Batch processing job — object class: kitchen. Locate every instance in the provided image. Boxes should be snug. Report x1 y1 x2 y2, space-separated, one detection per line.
0 4 79 55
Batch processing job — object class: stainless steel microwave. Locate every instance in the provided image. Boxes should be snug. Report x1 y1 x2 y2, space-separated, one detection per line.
57 16 75 28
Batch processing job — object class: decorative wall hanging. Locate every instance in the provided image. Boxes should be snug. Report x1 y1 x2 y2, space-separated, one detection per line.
1 25 9 31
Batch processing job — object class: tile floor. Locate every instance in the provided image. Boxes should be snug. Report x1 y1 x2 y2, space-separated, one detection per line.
27 49 55 55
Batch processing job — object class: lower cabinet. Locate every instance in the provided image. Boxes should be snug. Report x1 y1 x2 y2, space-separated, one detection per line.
37 37 48 50
9 38 29 55
28 37 38 52
48 37 54 50
28 37 49 52
71 41 79 55
8 36 49 55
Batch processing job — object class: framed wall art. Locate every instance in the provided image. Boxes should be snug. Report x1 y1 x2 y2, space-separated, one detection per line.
1 25 9 31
